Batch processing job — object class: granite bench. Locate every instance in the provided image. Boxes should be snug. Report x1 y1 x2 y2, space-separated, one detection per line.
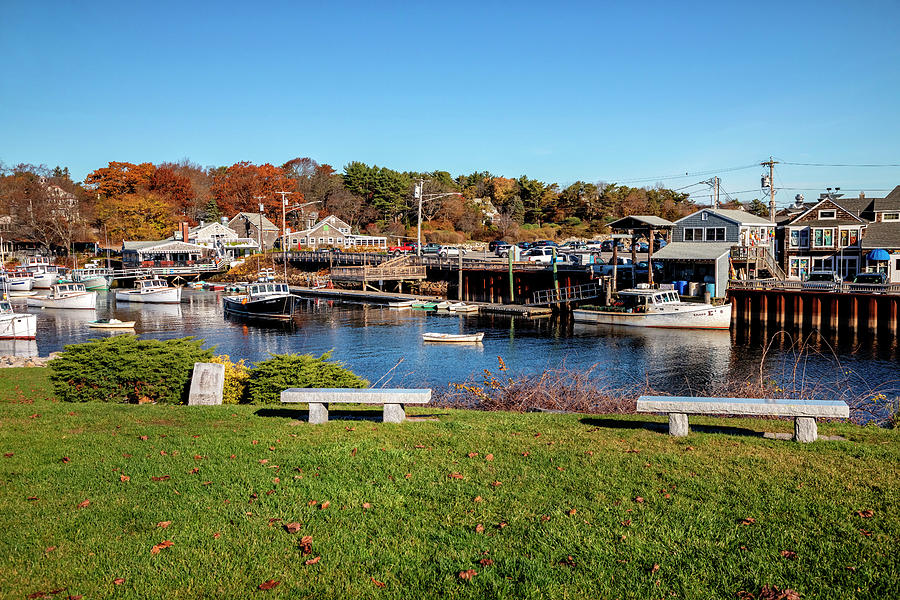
280 388 432 424
635 396 850 442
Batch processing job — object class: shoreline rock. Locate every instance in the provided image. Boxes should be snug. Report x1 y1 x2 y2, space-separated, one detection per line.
0 353 60 368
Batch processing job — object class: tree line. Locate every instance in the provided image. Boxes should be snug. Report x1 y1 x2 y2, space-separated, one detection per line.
1 157 768 251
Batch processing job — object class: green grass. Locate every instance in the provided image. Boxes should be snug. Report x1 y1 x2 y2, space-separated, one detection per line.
1 368 898 599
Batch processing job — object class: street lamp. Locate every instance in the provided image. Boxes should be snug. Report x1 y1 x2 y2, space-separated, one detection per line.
414 178 463 257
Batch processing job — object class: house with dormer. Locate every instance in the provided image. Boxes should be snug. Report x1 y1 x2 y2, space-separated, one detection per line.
227 213 280 251
775 186 900 281
281 215 387 250
174 220 259 261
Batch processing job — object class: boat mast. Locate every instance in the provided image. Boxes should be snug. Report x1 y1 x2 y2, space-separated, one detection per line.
276 190 292 284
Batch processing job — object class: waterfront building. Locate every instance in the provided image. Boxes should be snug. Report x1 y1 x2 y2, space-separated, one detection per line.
775 185 900 282
227 213 280 251
281 215 387 250
175 220 259 263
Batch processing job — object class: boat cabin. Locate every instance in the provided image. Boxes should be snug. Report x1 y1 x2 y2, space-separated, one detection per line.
50 283 87 296
614 289 682 311
138 279 169 290
249 283 290 297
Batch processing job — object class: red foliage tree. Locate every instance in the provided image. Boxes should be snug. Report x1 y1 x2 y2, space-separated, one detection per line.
84 162 155 198
210 162 297 217
150 167 195 222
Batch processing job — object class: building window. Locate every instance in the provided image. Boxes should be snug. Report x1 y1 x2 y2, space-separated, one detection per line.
812 257 834 272
318 237 325 244
812 228 834 248
839 229 859 247
705 227 725 242
701 212 708 221
818 209 836 219
789 257 810 280
790 230 799 248
328 237 334 244
883 213 899 221
683 228 703 241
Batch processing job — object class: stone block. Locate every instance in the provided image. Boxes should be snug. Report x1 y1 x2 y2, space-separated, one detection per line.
383 403 405 423
188 362 225 406
309 402 329 425
669 413 689 437
794 416 817 443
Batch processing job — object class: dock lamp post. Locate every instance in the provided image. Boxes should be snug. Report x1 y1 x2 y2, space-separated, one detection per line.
414 178 463 257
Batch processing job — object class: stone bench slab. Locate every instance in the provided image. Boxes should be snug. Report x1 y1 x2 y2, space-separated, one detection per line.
636 396 849 418
280 388 431 424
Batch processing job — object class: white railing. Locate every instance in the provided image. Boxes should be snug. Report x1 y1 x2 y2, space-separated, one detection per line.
728 279 900 295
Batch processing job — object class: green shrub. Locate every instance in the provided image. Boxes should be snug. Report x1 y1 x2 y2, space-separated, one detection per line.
245 351 368 404
49 335 214 404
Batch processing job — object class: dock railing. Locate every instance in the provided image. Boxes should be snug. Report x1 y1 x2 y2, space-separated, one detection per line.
728 279 900 295
532 282 602 306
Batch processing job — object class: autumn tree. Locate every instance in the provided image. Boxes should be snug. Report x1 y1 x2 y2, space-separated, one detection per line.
150 166 194 221
210 162 297 216
94 192 178 242
84 162 155 198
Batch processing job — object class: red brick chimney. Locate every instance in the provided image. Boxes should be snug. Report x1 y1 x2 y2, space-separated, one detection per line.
179 222 190 242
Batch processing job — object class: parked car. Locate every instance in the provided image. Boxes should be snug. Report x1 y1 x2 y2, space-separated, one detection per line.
851 272 887 285
420 243 442 255
388 242 417 256
532 240 558 248
802 271 842 289
559 241 587 251
635 260 664 275
600 240 626 252
523 247 555 264
654 238 668 251
438 246 466 258
494 241 512 256
634 241 650 253
516 241 533 250
488 240 509 253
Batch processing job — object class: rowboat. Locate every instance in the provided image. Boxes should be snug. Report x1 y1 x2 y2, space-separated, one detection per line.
448 302 479 313
435 301 453 310
422 332 484 343
388 300 415 309
411 301 437 310
88 318 136 329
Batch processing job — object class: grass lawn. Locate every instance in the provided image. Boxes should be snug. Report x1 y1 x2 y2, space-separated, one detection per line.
1 367 898 599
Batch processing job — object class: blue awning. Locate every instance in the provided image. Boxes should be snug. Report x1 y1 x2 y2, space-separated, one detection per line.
867 249 891 261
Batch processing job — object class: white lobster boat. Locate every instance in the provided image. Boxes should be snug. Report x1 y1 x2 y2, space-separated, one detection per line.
23 257 64 289
0 299 37 339
572 288 732 330
115 279 182 304
72 267 111 290
26 282 97 310
3 270 35 292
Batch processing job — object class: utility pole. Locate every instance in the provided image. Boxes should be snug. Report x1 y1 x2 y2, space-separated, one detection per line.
276 191 292 283
254 196 266 273
713 176 720 209
761 157 779 221
415 179 424 256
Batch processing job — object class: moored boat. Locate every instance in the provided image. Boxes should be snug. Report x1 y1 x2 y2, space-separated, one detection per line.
0 299 37 339
388 300 415 309
116 279 182 304
448 302 479 313
3 270 34 292
572 288 732 330
26 283 97 310
223 281 294 320
72 267 112 290
422 332 485 343
88 318 136 329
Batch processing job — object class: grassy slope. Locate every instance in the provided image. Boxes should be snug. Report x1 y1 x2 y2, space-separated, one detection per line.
1 368 898 600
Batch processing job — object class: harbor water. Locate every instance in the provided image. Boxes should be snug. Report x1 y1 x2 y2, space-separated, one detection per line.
3 290 898 404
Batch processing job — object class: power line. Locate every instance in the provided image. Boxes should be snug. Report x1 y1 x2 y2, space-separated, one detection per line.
609 162 761 184
777 160 900 168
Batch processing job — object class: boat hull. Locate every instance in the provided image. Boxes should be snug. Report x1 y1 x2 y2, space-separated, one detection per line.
31 273 59 289
223 294 294 320
115 287 182 304
572 303 732 330
0 313 37 339
7 278 34 291
88 321 136 329
26 291 97 310
78 275 110 290
423 332 485 343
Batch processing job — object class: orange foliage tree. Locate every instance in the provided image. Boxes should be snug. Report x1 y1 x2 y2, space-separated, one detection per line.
84 162 155 198
94 192 178 242
150 166 195 222
210 162 297 217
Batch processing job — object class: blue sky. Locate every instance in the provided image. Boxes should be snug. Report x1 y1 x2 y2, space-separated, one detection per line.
2 0 898 205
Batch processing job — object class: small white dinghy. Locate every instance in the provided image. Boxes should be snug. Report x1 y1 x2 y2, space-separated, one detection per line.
422 332 484 343
88 318 136 329
448 302 479 313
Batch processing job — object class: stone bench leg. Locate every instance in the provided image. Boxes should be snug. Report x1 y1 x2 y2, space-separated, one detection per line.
309 402 329 425
794 416 817 442
383 403 405 423
669 413 689 436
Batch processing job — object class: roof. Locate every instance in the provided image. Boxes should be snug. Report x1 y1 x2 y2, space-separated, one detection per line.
651 242 733 261
123 240 206 253
873 186 900 212
608 215 675 230
834 197 874 217
231 212 279 230
861 223 900 249
676 209 773 226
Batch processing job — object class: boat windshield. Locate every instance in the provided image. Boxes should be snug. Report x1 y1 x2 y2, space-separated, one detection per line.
251 283 288 295
0 301 11 313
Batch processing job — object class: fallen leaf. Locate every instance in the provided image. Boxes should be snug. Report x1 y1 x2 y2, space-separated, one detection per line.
251 440 259 445
230 454 236 459
284 522 302 534
780 550 796 559
448 472 464 479
113 578 125 585
522 452 530 457
556 467 565 471
685 446 695 451
193 455 202 460
541 515 550 522
856 510 874 518
45 546 56 552
758 584 801 600
458 569 477 581
491 481 502 487
467 452 478 458
68 595 82 600
479 558 494 566
151 476 170 481
320 501 330 510
475 523 484 533
120 475 130 482
651 563 660 573
485 453 494 461
213 532 221 539
345 426 355 431
2 452 12 458
189 468 199 474
258 580 280 591
258 459 268 464
61 457 70 463
150 540 174 554
77 499 90 509
139 435 148 441
299 535 313 554
740 517 756 525
371 577 386 588
29 413 40 419
157 521 171 528
737 592 755 600
305 556 321 565
273 478 280 484
859 529 872 537
414 444 426 449
568 508 577 516
351 448 357 456
27 496 39 501
635 497 644 503
498 522 507 529
622 519 631 526
404 473 411 479
308 500 318 507
473 496 483 503
625 449 639 453
362 502 371 509
558 556 576 567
